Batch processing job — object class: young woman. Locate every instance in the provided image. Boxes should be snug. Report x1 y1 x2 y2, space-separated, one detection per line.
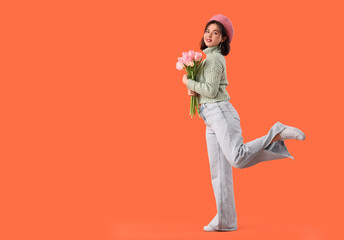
181 14 306 232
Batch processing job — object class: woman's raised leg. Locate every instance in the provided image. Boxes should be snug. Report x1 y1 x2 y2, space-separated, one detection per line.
202 101 294 169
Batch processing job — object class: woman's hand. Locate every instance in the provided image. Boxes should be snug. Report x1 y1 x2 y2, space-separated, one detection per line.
182 74 189 85
188 89 198 96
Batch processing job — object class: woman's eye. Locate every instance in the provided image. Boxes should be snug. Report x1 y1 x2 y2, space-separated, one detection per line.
205 31 218 34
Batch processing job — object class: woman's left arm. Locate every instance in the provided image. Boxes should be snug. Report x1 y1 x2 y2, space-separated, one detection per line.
184 57 223 98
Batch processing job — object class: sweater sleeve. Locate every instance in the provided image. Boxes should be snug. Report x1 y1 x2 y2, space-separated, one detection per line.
186 57 223 98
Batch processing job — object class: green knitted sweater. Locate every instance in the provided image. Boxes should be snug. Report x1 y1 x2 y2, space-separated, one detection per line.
186 45 230 104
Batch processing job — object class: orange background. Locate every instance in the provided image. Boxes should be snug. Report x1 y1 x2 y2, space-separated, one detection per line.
1 0 343 239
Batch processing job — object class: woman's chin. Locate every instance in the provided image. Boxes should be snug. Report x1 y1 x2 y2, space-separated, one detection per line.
206 42 215 47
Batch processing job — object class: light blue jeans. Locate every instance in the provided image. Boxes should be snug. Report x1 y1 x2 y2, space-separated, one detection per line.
199 100 294 231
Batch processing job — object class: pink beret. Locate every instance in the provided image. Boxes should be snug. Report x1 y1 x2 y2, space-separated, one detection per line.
209 14 234 43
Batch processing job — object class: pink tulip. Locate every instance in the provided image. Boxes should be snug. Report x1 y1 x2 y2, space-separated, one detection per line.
188 50 195 59
181 52 190 65
182 54 192 66
182 52 188 59
194 52 202 61
176 61 184 70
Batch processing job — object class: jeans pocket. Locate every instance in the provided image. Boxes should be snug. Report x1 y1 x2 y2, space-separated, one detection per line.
220 102 240 121
199 104 205 113
205 103 222 122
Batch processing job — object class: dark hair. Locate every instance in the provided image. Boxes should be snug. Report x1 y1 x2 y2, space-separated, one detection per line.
200 20 231 56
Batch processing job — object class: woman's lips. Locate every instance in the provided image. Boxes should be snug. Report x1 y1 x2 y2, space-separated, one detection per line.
206 39 212 42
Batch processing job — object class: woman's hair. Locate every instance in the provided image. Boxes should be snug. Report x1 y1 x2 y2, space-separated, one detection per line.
200 20 231 56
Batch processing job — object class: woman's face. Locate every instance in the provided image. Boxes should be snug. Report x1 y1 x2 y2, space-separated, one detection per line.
203 23 226 48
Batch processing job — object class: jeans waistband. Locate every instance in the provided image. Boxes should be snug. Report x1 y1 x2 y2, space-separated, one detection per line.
201 101 228 106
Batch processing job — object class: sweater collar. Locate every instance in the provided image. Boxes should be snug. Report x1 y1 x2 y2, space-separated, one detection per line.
203 45 221 55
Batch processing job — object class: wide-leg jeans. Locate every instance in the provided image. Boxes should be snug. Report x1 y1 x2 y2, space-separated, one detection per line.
199 100 294 231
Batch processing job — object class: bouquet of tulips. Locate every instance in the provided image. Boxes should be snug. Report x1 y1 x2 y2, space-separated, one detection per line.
176 50 204 118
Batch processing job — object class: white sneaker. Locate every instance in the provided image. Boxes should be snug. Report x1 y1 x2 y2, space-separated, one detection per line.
203 225 216 232
280 125 306 141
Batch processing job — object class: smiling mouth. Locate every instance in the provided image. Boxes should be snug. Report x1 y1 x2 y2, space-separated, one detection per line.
206 39 212 42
